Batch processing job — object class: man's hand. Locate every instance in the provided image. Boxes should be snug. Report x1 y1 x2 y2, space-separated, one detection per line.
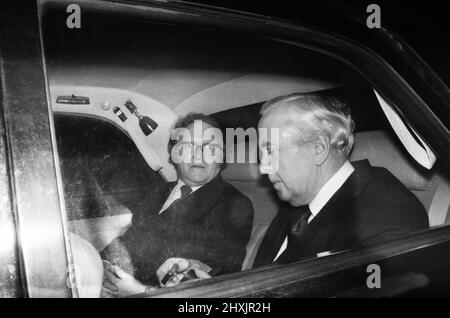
102 260 149 297
156 257 212 287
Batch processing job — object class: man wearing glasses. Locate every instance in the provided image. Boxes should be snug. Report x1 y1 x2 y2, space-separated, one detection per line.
101 113 254 296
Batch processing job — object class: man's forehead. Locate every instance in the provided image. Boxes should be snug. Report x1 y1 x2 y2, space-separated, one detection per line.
185 120 215 131
173 125 222 143
259 105 291 127
260 103 301 129
259 113 286 132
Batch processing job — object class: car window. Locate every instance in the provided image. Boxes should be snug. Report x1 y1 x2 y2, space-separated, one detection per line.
54 114 165 220
39 0 450 298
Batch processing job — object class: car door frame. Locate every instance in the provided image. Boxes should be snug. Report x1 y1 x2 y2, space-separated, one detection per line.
0 1 76 297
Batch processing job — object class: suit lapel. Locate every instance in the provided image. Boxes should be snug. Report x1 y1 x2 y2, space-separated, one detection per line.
149 181 176 215
162 176 225 220
253 202 293 266
130 180 173 227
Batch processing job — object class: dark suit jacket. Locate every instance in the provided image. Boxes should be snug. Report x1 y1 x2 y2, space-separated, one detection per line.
253 160 429 267
101 175 254 285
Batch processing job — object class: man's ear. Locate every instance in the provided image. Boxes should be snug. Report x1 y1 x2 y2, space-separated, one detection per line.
313 134 330 165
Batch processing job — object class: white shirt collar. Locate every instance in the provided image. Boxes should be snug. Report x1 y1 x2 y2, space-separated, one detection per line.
308 160 354 222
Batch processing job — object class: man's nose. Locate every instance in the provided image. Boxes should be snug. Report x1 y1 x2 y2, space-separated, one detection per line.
259 158 276 175
259 163 267 175
192 145 204 163
259 152 267 174
259 151 274 175
259 163 277 175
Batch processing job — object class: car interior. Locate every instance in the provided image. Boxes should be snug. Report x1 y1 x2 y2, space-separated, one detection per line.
41 0 450 290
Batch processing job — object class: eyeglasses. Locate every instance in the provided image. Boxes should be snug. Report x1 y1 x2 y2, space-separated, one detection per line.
175 142 223 156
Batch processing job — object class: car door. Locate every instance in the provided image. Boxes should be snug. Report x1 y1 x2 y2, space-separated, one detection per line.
1 0 449 298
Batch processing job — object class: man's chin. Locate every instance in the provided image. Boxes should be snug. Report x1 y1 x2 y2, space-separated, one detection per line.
183 174 208 186
276 190 292 203
280 194 303 207
288 200 303 207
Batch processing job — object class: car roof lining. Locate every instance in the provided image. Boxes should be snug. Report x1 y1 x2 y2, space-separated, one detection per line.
44 5 362 111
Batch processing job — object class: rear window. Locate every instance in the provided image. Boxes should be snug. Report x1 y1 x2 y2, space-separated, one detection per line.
54 114 165 220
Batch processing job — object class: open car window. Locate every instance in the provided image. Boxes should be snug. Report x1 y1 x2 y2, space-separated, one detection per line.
37 0 450 298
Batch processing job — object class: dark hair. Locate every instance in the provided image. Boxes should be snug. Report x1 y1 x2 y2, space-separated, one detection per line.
168 112 227 169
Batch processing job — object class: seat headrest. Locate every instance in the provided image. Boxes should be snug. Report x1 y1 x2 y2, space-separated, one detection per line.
222 130 433 190
350 130 433 190
221 140 261 181
222 163 261 181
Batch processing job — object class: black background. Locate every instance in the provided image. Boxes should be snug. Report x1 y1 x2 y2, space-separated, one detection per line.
190 0 450 86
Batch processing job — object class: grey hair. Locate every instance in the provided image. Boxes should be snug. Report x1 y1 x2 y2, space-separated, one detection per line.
260 93 355 157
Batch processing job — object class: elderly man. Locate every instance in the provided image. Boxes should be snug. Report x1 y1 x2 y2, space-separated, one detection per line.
101 113 253 296
253 93 428 266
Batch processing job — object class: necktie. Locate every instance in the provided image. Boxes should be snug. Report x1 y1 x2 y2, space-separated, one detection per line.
274 205 312 263
166 184 192 210
160 185 192 214
171 184 192 207
288 205 312 242
179 184 192 198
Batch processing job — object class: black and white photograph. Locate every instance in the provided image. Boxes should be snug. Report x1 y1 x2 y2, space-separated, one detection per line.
0 0 449 303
